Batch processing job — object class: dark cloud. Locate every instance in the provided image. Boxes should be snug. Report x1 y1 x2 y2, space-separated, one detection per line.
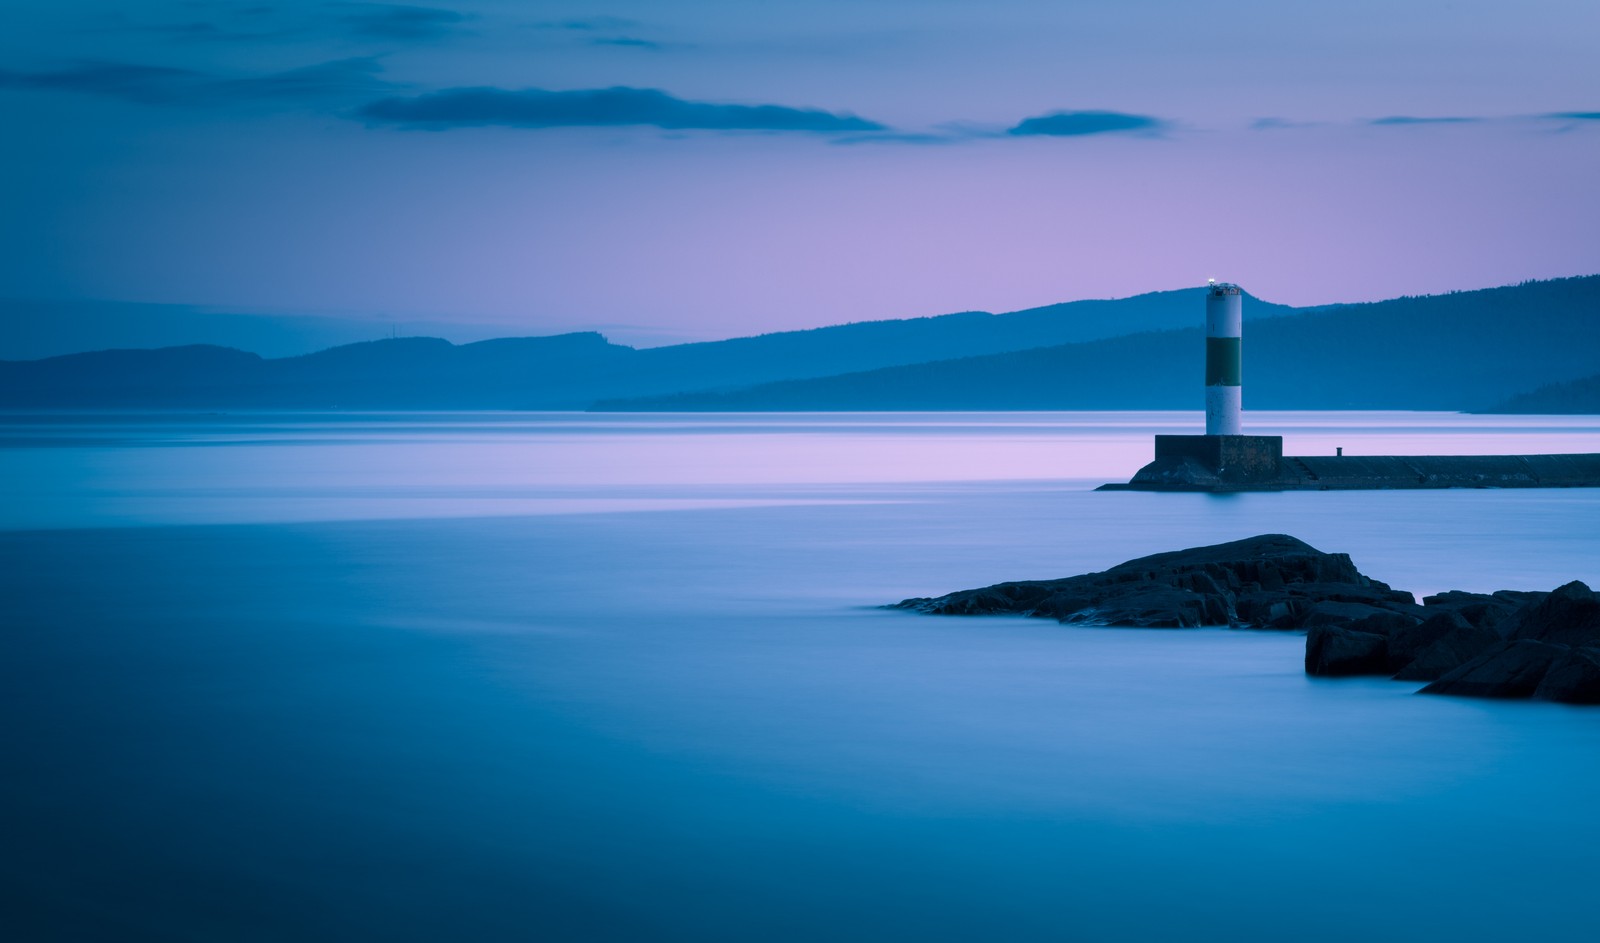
591 37 662 50
0 62 203 104
1544 111 1600 121
537 17 641 31
1369 115 1481 125
525 16 668 51
333 4 471 41
1007 110 1166 137
0 57 398 108
355 86 886 133
78 4 467 45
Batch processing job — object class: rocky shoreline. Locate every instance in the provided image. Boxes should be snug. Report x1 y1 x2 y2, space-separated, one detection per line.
891 534 1600 704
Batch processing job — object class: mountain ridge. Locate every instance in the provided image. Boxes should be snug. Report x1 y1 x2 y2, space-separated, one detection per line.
597 276 1600 412
3 277 1596 412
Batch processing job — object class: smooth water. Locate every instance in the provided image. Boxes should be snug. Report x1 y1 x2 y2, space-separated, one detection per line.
3 411 1599 942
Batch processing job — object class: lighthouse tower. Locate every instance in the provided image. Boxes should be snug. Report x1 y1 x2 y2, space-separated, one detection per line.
1204 281 1243 435
1111 279 1284 487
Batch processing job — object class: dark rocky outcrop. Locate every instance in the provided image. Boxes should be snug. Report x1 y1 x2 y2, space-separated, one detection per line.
1499 582 1600 647
1401 582 1600 699
1380 585 1600 696
1419 640 1570 698
1388 611 1472 674
1305 626 1389 677
1403 585 1600 699
892 534 1598 704
1419 590 1544 633
1533 648 1600 704
1296 599 1423 634
892 535 1416 633
1393 621 1504 682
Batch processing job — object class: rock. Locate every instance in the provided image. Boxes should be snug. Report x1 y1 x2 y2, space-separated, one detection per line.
1063 588 1232 628
1494 589 1551 608
1387 610 1471 673
1234 590 1303 626
1030 592 1097 621
924 584 1050 615
1298 601 1408 630
1500 581 1600 647
1296 583 1418 609
893 537 1600 705
1259 586 1422 629
892 535 1415 631
1306 626 1389 676
1110 535 1368 586
1419 640 1569 698
1346 609 1424 639
1391 588 1597 682
1533 648 1600 704
1422 591 1515 631
1392 620 1501 681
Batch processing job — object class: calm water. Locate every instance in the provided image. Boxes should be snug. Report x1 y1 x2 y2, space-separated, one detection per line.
3 411 1599 942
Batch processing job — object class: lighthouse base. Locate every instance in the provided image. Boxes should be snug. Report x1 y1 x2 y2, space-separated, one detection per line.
1124 435 1284 487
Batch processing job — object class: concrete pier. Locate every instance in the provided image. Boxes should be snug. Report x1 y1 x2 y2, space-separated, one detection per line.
1098 437 1600 491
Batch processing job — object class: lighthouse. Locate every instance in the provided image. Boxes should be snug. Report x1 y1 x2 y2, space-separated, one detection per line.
1099 280 1600 491
1105 279 1284 488
1205 280 1243 435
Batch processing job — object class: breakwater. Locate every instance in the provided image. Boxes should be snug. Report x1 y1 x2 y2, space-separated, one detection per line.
1099 434 1600 491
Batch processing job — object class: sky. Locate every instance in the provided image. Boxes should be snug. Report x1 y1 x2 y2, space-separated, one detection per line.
1 0 1598 345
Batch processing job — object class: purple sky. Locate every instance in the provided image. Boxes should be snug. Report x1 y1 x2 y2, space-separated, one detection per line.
2 0 1598 345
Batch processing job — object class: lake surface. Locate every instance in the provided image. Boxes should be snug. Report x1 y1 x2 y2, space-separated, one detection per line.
3 411 1599 942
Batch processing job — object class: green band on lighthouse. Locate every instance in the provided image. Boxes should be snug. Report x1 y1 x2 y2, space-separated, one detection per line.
1205 337 1241 387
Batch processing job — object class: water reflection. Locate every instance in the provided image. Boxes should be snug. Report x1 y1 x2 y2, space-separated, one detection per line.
3 410 1598 529
2 412 1599 941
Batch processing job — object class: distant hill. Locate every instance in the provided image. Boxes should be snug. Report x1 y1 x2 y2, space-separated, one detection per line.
0 288 1301 409
0 333 633 409
1484 373 1600 414
598 276 1600 412
2 277 1595 411
0 289 1301 363
0 298 538 361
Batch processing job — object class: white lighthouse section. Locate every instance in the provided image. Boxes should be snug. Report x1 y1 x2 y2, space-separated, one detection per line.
1204 284 1243 435
1205 385 1241 435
